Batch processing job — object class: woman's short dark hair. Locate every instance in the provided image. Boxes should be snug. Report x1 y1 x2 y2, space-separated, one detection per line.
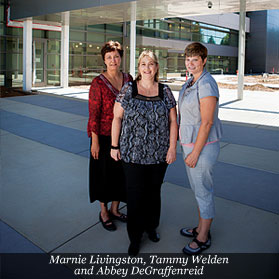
101 40 123 60
184 42 208 61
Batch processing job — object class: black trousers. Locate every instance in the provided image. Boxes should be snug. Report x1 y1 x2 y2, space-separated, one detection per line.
122 162 168 243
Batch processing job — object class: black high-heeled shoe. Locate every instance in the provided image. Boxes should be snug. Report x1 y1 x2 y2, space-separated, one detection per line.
109 211 128 223
99 212 116 231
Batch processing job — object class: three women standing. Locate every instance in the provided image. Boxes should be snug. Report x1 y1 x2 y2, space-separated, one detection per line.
87 41 132 231
111 50 178 256
88 40 220 256
178 42 222 255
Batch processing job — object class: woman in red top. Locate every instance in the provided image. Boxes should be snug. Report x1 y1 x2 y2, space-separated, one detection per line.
87 41 132 231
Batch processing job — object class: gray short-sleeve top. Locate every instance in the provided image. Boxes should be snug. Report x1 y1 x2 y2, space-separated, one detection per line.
178 69 222 144
116 81 176 164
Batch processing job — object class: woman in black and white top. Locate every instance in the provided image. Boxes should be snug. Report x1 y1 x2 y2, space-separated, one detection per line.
111 50 178 256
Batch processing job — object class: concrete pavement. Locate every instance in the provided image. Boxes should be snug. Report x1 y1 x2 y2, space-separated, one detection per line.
0 87 279 256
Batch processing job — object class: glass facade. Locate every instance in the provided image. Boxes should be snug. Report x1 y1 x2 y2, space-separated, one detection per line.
0 1 238 88
68 23 123 85
132 18 238 76
155 52 237 77
136 18 238 47
0 0 22 87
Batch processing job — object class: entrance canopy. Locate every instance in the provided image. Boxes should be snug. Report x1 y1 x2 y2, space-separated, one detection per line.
10 0 279 24
9 0 279 95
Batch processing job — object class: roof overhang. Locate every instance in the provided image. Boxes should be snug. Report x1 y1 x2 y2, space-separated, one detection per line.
10 0 279 25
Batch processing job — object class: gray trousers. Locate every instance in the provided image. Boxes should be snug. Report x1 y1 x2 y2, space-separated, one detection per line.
182 141 220 219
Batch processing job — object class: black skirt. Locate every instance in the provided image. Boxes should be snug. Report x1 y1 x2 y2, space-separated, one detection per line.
89 135 126 203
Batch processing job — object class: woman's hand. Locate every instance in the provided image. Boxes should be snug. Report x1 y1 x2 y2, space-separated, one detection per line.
166 147 176 164
185 151 199 168
111 149 121 161
91 141 100 159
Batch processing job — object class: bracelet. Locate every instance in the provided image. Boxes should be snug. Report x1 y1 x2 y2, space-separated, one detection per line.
111 145 120 150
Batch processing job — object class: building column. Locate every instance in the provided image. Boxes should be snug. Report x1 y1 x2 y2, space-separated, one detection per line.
61 11 70 88
23 17 32 91
123 22 128 73
129 2 136 78
237 0 246 100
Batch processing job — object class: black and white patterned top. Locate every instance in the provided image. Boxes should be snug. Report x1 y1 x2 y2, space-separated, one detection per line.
116 81 176 164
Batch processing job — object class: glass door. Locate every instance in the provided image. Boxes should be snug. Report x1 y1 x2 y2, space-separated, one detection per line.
33 39 47 86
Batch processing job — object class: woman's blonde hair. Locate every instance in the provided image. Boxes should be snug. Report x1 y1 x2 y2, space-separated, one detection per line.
135 50 159 82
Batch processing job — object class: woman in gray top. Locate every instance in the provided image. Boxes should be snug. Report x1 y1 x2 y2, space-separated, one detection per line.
111 50 178 256
178 42 222 255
